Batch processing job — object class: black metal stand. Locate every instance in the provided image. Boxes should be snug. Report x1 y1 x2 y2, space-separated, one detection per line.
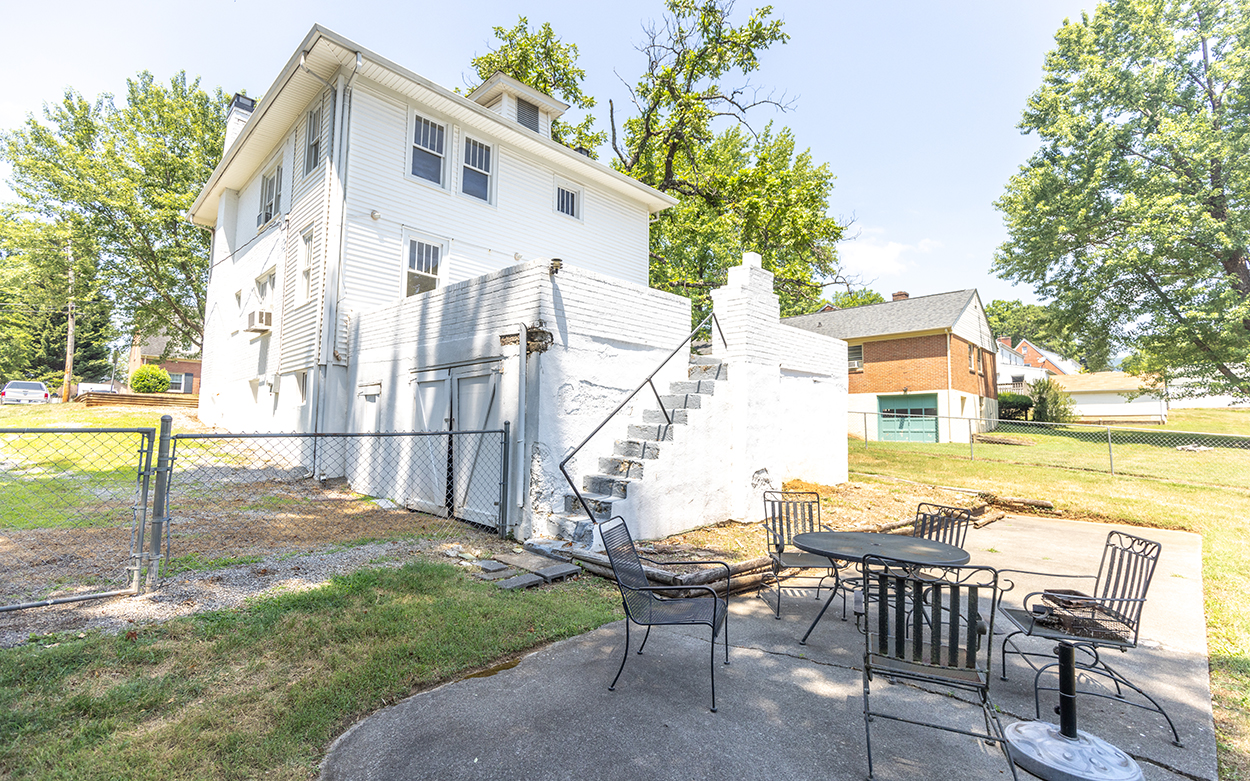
1004 641 1143 781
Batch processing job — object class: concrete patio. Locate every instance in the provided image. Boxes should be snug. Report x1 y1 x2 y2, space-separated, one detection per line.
320 516 1216 781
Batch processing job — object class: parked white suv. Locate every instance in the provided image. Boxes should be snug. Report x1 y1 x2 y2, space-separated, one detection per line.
1 380 51 404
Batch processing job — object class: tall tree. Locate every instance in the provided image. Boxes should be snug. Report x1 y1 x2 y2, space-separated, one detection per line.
828 289 886 309
468 17 607 154
984 299 1101 369
649 124 845 319
995 0 1250 399
2 71 227 353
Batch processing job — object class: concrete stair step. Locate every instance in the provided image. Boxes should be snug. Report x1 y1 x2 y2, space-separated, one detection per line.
614 439 662 459
582 473 630 498
627 423 677 441
598 456 645 479
642 408 688 425
658 394 702 410
689 362 728 381
688 356 724 366
564 492 616 518
668 380 715 395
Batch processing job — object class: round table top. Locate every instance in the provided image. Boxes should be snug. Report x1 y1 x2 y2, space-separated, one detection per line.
791 531 970 567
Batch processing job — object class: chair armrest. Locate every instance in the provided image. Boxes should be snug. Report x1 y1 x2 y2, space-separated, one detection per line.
996 569 1096 594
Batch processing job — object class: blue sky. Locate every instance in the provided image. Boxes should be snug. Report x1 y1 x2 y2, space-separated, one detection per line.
1 0 1096 305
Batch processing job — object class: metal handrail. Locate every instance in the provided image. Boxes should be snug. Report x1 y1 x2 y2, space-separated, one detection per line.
559 312 727 528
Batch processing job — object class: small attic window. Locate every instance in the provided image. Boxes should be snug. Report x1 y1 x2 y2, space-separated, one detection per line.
516 98 540 132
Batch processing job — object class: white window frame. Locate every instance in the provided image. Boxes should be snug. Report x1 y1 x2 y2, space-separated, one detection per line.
167 372 187 393
303 104 323 177
296 227 313 307
460 134 495 204
968 343 977 373
554 177 583 220
257 160 283 229
400 229 448 299
407 110 448 189
256 269 277 307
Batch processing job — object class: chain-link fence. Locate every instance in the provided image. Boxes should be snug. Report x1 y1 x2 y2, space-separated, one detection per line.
850 411 1249 490
0 427 155 609
0 422 509 611
165 429 510 572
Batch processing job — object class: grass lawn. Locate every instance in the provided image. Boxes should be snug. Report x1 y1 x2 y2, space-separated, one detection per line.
0 559 623 780
1164 408 1250 436
849 446 1250 780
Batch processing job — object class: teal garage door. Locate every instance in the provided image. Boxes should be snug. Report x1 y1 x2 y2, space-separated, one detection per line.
878 394 939 442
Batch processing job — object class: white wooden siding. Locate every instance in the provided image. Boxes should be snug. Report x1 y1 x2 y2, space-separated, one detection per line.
952 292 995 350
340 81 649 326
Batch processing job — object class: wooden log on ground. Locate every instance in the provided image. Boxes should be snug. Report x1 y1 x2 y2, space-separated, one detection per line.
974 511 1007 529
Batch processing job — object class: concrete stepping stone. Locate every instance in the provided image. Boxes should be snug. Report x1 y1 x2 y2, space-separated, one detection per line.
533 563 581 583
495 573 544 591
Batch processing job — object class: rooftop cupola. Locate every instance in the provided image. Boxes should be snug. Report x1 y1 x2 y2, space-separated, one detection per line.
466 72 570 139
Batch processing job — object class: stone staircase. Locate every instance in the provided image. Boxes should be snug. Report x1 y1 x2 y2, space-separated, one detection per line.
552 355 728 543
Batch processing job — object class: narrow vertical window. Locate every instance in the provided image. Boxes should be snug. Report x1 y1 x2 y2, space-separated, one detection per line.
257 164 282 227
304 105 322 176
462 138 492 201
297 228 313 306
411 114 446 184
406 239 441 296
968 343 976 372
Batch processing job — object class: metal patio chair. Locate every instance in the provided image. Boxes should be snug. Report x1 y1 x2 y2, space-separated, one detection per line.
860 555 1016 780
999 529 1181 745
912 503 973 548
600 516 731 712
758 490 843 619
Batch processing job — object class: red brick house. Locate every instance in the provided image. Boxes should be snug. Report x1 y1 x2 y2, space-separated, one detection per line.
785 289 998 443
126 334 201 395
998 336 1071 375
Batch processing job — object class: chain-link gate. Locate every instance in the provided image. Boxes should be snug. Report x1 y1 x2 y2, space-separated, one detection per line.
162 427 510 570
0 427 156 611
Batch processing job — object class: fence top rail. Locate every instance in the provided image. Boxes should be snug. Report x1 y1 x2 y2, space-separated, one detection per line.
171 429 507 441
0 427 157 436
859 411 1249 440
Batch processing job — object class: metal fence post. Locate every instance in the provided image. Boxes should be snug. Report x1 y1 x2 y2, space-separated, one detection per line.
499 421 510 538
969 418 975 460
1107 426 1115 476
130 428 156 594
147 415 173 588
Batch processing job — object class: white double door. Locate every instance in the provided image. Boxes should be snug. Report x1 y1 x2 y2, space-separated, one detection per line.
410 362 502 527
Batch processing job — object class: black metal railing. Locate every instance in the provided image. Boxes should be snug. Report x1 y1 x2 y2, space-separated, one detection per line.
559 312 726 527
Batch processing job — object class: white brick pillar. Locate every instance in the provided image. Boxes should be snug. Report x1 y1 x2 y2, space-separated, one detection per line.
710 252 784 520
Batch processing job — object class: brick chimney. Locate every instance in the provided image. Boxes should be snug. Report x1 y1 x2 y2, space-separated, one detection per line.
997 336 1013 348
892 291 910 301
224 93 256 153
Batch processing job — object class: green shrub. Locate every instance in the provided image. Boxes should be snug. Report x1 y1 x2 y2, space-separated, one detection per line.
1028 377 1077 423
130 364 171 394
998 391 1033 421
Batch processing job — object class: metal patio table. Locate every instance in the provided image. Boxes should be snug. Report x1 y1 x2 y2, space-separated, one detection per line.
791 531 971 644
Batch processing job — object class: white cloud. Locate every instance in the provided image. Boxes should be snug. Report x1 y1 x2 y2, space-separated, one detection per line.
837 229 941 277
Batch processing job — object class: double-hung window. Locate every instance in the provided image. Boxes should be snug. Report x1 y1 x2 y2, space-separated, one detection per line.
462 138 492 201
404 233 444 297
296 228 313 307
304 106 322 176
968 343 977 372
411 113 446 185
257 165 282 227
848 345 864 371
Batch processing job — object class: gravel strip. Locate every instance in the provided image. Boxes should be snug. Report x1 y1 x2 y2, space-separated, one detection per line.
0 537 518 649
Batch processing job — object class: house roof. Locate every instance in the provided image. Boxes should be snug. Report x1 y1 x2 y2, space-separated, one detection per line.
189 25 677 227
1052 372 1153 393
783 289 978 340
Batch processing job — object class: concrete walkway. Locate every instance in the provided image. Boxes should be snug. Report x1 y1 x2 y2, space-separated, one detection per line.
320 516 1216 781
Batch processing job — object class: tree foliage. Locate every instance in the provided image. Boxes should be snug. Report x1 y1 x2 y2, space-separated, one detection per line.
468 17 607 154
995 0 1250 399
2 71 227 354
829 289 886 309
1028 377 1077 423
998 391 1034 421
984 299 1100 368
0 211 115 387
648 124 845 319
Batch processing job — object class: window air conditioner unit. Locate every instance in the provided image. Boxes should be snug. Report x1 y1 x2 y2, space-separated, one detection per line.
848 360 863 370
245 308 273 332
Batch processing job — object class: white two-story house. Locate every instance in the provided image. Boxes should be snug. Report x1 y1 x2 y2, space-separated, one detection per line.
188 25 848 542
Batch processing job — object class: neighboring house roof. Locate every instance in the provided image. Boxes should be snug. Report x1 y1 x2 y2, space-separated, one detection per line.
131 333 201 361
784 289 978 340
1052 372 1156 393
189 25 677 227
